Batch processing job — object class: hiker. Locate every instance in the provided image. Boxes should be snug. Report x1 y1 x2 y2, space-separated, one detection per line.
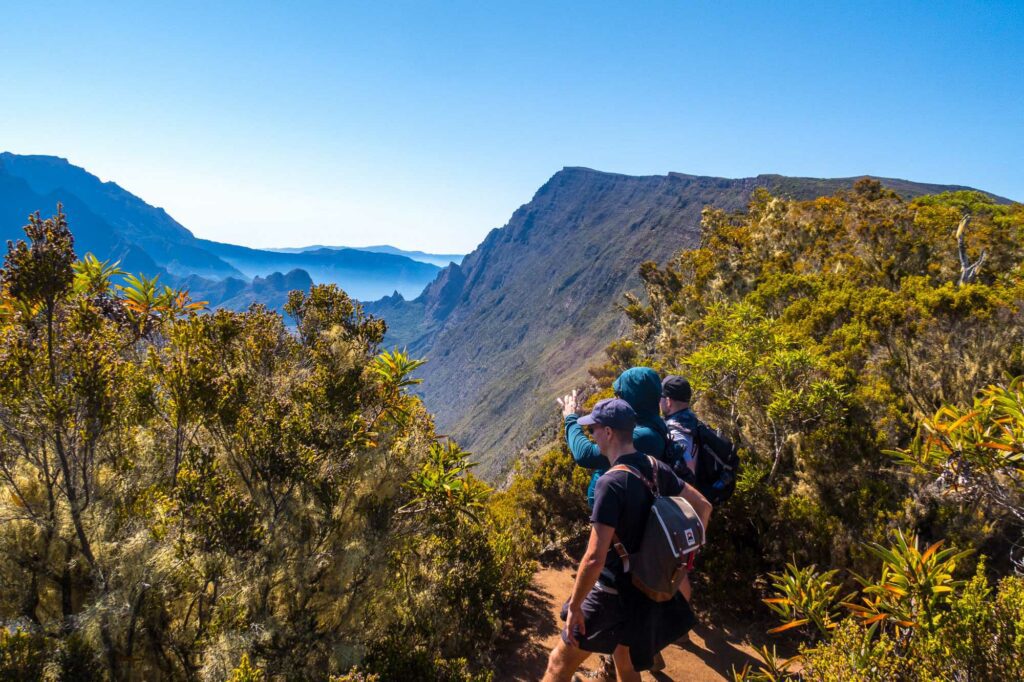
660 374 741 507
542 398 713 682
660 374 699 480
558 367 669 508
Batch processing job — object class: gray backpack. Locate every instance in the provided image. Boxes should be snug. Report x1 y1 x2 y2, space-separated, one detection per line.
608 456 705 602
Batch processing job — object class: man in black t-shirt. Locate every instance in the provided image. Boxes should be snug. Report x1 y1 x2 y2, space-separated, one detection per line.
542 398 712 681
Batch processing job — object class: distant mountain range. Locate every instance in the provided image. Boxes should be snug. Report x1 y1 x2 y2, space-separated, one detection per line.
365 167 1013 479
0 152 443 304
271 244 463 268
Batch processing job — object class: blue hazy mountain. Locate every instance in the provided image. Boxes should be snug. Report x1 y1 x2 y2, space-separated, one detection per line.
195 240 440 300
0 153 441 301
0 152 242 279
272 244 463 268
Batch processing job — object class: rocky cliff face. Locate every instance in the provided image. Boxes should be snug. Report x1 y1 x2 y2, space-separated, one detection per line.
367 167 1003 479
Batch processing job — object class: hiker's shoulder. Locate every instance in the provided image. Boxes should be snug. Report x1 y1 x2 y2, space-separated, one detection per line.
598 458 640 486
668 409 699 429
651 458 685 493
632 425 665 450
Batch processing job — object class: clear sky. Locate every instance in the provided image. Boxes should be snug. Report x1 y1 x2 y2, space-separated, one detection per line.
2 1 1021 253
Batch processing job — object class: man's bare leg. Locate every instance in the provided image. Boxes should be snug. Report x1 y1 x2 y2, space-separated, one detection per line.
541 639 592 682
611 645 640 682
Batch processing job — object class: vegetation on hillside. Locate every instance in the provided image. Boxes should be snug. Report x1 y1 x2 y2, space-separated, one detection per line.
0 208 534 680
507 180 1024 678
4 179 1023 680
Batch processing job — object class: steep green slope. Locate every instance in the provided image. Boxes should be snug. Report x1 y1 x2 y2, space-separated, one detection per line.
367 167 1010 479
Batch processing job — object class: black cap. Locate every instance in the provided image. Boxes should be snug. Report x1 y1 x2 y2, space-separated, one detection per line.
577 398 637 431
662 375 692 403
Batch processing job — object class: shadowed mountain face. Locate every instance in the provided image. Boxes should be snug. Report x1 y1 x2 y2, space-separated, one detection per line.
0 153 442 301
365 167 1010 480
0 152 242 279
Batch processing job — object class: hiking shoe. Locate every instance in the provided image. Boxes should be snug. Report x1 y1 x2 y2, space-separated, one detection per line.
593 654 616 681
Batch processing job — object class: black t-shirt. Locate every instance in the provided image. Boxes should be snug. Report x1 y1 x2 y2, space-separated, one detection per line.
590 452 686 581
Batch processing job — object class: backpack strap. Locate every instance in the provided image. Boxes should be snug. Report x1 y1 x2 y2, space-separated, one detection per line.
607 456 661 497
610 533 630 574
605 457 662 575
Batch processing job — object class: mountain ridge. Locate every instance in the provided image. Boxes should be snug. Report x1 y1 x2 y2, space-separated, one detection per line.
0 152 442 301
271 244 464 267
366 166 1013 479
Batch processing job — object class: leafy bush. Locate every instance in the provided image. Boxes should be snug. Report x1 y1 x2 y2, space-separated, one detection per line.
738 534 1024 681
0 627 46 682
491 445 591 551
572 184 1024 615
0 208 534 680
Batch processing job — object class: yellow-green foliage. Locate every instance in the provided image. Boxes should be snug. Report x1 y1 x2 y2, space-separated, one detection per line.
589 182 1024 608
226 654 264 682
741 537 1024 682
0 627 46 681
798 620 910 682
741 373 1024 680
0 208 534 680
491 444 591 549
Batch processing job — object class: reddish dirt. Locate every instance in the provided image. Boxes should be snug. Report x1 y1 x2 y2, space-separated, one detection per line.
494 564 767 681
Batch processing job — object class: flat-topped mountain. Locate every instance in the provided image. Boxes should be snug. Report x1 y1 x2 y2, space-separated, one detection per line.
366 167 1012 479
0 153 441 301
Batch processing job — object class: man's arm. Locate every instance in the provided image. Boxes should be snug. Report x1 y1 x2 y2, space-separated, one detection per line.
564 416 611 469
563 522 615 647
680 482 712 530
558 389 610 470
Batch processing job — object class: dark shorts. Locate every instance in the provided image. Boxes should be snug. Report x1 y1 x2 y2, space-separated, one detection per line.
560 582 697 670
559 585 626 655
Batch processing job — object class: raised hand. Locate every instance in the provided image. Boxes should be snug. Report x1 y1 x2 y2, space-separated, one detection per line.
556 389 579 418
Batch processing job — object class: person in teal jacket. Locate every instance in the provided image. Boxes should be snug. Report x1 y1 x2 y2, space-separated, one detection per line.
557 366 669 507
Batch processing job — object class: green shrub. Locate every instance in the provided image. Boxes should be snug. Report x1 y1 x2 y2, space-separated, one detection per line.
0 627 46 682
0 212 538 679
743 536 1024 681
800 620 909 682
491 445 590 551
361 638 493 682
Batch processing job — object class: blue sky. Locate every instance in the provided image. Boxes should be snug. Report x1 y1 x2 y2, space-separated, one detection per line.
2 1 1021 252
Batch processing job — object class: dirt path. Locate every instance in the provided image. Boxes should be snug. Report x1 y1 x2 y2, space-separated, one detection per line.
494 565 766 681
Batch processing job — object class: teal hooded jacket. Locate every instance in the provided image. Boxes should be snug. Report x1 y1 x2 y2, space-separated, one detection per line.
564 367 669 507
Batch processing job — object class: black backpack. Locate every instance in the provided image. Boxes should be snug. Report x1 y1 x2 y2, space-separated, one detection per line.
665 418 739 506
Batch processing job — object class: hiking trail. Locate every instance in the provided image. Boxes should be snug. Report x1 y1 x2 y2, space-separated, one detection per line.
494 562 768 681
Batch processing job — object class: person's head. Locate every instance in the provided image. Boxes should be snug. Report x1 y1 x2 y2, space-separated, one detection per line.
660 375 691 415
612 367 662 418
578 397 636 452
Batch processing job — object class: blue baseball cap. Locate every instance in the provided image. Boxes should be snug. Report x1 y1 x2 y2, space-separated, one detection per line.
577 398 637 431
